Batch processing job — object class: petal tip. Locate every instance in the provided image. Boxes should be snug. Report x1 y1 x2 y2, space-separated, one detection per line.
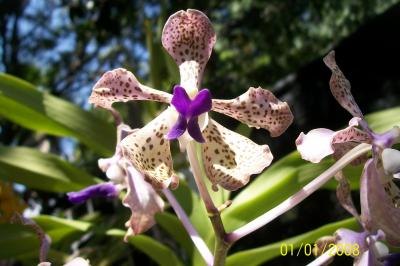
323 50 336 69
162 9 216 66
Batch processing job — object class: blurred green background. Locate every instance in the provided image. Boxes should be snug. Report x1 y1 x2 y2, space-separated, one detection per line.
1 0 400 265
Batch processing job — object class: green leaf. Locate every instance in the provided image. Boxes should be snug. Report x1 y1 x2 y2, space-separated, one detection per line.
365 106 400 132
0 222 78 261
34 215 92 232
0 73 115 155
0 146 99 192
171 181 213 241
0 224 39 259
156 212 194 257
106 229 184 266
145 19 164 90
33 215 184 266
226 218 358 266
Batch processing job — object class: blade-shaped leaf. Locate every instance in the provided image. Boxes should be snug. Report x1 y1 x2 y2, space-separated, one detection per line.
0 73 115 155
156 212 194 258
0 223 40 259
34 215 92 232
106 228 184 266
0 146 99 192
226 218 358 266
1 216 183 266
366 106 400 133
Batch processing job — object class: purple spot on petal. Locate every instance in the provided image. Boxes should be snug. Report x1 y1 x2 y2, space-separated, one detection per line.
67 183 118 204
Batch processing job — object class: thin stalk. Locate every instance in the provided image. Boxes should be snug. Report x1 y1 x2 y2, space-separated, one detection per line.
306 247 336 266
162 189 214 266
186 141 218 214
226 143 371 243
186 141 231 266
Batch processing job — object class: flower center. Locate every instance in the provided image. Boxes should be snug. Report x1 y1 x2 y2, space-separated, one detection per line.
166 85 212 143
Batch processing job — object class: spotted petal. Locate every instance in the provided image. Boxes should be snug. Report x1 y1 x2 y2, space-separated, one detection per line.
89 68 171 110
323 51 363 118
212 87 293 137
202 119 273 191
335 172 360 220
123 166 164 240
120 108 178 189
331 120 371 165
360 160 400 246
162 9 216 94
296 118 371 163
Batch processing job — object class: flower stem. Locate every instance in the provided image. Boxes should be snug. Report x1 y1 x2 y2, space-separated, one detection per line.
186 141 231 266
186 142 219 214
162 188 214 266
109 107 122 126
306 247 336 266
225 143 371 243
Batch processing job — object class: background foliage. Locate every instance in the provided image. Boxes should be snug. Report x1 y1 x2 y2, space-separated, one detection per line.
0 0 400 265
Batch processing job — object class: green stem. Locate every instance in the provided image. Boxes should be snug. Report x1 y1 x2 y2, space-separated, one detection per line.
210 214 232 266
186 141 232 265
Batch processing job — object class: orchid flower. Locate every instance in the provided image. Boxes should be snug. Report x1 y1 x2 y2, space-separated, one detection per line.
295 51 400 265
296 51 400 205
88 9 293 192
68 122 165 240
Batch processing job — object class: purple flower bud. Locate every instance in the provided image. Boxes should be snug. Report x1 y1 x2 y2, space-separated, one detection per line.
67 183 118 204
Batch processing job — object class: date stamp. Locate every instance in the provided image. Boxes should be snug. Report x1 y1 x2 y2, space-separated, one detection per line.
280 243 360 257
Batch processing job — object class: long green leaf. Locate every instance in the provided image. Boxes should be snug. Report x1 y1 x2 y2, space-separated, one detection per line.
0 224 39 259
0 146 99 192
106 228 184 266
366 106 400 132
0 222 86 261
0 73 115 155
36 215 183 266
156 212 194 258
226 218 358 266
34 215 92 232
0 215 183 266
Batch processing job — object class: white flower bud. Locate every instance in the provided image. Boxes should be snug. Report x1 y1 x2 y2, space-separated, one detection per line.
106 164 125 183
